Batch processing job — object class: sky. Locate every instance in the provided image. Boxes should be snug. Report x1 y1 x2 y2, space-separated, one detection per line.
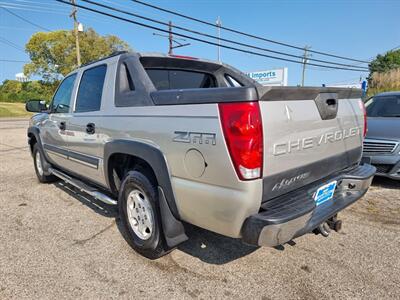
0 0 399 86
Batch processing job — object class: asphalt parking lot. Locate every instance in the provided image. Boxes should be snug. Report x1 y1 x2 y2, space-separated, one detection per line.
0 118 399 299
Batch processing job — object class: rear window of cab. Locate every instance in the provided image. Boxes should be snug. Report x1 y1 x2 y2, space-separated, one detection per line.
145 69 217 90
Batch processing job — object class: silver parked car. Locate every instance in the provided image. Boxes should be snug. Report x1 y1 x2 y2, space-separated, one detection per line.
362 92 400 180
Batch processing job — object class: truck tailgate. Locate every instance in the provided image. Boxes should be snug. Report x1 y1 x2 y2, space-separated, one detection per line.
257 87 365 201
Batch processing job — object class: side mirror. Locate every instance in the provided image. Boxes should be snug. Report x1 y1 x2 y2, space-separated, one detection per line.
25 100 48 113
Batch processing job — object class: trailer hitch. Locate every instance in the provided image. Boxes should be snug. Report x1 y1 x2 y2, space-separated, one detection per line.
314 214 342 237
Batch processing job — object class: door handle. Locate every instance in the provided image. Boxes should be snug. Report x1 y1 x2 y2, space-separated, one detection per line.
326 98 337 106
86 123 95 134
59 121 66 131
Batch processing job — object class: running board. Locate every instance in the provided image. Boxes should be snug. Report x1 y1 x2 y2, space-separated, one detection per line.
49 168 117 205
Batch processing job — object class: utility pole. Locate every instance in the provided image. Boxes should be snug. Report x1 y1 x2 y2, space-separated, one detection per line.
168 21 173 55
216 16 222 62
153 21 190 55
301 46 311 87
70 0 81 66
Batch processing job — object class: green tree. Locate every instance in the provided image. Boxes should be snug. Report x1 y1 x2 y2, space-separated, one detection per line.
24 28 131 81
369 49 400 74
0 80 23 94
0 80 59 102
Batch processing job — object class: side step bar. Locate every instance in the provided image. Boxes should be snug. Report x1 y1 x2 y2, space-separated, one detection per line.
49 168 117 205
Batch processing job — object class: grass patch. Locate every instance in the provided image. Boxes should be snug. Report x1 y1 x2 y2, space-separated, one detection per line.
0 102 33 118
368 68 400 96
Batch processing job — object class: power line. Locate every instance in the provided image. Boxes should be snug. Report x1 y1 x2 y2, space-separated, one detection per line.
0 6 72 16
0 2 112 25
130 0 370 64
0 59 28 62
3 0 66 9
0 3 70 15
63 1 368 72
0 6 50 31
0 0 71 12
81 0 368 70
0 36 25 52
389 45 400 51
0 2 107 30
56 0 368 72
0 25 38 31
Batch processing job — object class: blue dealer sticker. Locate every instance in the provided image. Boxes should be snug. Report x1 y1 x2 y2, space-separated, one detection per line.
314 181 337 206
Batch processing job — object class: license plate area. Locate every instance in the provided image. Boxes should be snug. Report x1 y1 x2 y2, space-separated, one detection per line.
314 180 337 206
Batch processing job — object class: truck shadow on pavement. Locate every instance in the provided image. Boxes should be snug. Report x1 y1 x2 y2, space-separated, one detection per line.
54 181 259 264
177 224 259 264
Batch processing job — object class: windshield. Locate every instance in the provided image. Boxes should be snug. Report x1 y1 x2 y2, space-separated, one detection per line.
365 95 400 117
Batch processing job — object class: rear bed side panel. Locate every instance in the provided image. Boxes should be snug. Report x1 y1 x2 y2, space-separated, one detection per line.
99 104 263 238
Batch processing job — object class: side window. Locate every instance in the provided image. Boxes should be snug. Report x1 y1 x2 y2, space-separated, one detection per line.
75 65 107 112
119 62 135 93
225 75 243 87
51 74 77 113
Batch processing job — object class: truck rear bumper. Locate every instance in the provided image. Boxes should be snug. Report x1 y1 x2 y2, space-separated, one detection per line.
241 164 376 247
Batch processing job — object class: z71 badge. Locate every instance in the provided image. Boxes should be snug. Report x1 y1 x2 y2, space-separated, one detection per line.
173 131 216 145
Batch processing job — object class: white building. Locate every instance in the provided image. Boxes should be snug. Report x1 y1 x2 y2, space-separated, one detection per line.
324 82 363 89
245 68 288 86
15 73 28 82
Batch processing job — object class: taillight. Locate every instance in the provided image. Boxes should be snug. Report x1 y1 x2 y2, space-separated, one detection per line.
169 54 198 60
218 101 263 180
358 100 367 138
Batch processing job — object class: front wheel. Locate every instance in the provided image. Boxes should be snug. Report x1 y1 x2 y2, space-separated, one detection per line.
118 171 169 259
32 144 57 183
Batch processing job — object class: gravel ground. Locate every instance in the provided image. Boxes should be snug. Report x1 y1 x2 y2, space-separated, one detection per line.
0 119 399 299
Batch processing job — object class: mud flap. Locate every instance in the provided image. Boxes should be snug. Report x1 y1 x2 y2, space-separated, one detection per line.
158 187 188 248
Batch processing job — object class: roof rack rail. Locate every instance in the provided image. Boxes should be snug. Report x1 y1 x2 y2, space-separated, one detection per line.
80 50 129 67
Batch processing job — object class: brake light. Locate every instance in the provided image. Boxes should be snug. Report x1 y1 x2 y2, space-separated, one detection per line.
358 100 367 138
218 102 263 180
169 54 198 60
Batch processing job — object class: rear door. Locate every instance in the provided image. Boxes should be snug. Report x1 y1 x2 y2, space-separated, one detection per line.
65 64 108 186
258 87 364 200
41 74 77 168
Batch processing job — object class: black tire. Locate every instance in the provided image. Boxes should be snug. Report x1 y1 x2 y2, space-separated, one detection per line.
118 170 168 259
32 143 57 183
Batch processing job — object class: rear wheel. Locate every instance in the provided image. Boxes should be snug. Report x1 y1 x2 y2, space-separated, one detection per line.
32 144 57 183
118 170 168 259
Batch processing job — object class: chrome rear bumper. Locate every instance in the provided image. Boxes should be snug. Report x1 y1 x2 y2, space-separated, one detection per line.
241 164 376 247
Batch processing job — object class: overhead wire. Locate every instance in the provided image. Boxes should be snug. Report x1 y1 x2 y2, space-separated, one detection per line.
55 0 369 72
82 0 368 70
0 36 26 53
130 0 371 64
0 6 51 31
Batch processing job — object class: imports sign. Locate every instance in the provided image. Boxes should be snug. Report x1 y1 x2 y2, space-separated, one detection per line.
245 68 288 86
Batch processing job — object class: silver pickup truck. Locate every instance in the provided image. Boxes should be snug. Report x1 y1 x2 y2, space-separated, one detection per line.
26 51 375 259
